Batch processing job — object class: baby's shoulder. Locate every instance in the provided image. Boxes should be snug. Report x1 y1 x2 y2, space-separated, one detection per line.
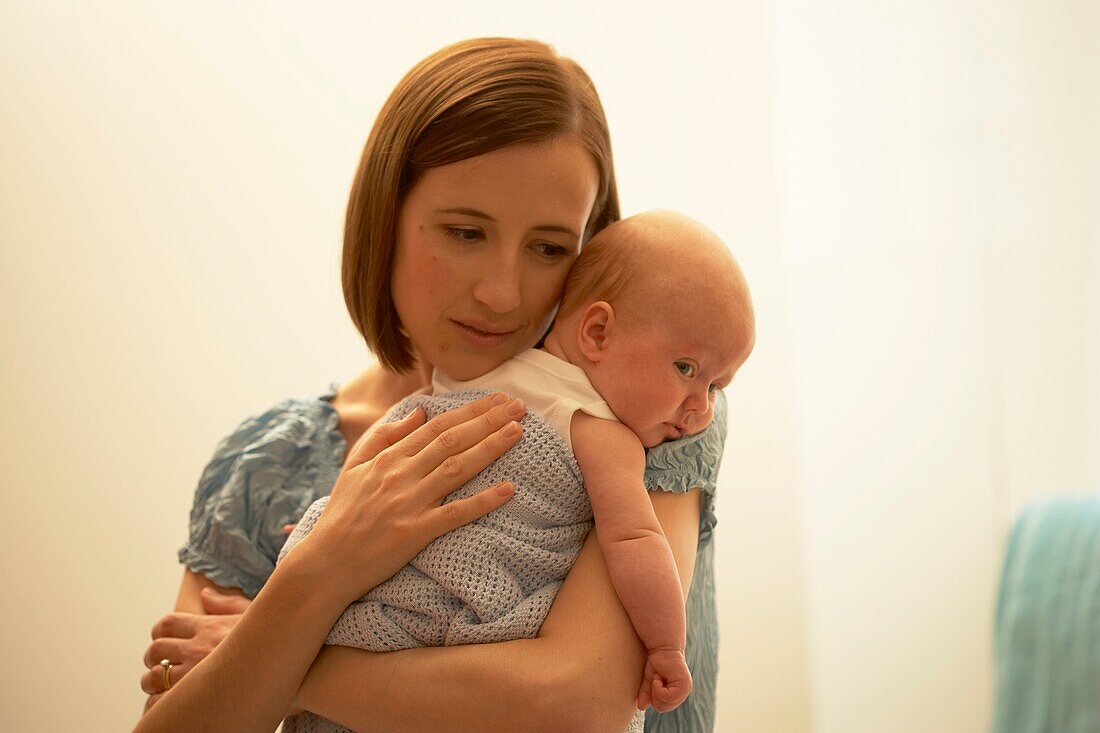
571 413 645 469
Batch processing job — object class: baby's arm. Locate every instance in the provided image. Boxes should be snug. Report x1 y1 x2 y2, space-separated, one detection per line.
571 412 692 712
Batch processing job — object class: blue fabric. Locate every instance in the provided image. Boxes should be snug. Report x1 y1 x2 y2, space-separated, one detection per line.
180 385 729 732
177 387 346 598
993 495 1100 733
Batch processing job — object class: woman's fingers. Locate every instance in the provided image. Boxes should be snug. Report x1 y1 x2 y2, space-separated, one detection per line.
302 392 526 599
198 587 250 615
345 407 426 467
346 393 499 470
426 482 516 538
141 610 244 698
409 396 525 478
150 612 197 640
139 657 191 694
143 637 184 669
420 416 523 501
382 392 513 466
141 662 189 695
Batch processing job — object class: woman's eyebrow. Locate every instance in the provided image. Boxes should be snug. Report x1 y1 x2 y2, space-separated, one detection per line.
533 224 580 238
438 207 493 220
436 208 578 238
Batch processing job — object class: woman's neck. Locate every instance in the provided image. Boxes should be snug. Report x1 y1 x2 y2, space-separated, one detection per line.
367 360 430 403
332 354 432 452
340 353 432 411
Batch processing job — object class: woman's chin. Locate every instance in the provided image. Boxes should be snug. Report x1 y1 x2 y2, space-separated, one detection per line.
432 351 516 382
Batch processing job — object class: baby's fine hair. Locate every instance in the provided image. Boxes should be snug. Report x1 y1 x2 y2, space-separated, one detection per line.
556 210 753 340
556 217 643 320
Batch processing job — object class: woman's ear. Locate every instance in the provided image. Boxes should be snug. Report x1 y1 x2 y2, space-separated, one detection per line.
576 301 616 362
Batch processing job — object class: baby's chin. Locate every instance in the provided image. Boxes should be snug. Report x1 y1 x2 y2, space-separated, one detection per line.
639 429 674 450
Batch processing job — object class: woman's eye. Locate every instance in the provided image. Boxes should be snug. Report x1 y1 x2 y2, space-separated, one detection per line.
533 242 569 259
675 362 695 377
444 227 483 242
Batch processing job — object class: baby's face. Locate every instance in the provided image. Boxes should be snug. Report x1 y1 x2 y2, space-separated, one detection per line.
560 210 755 448
595 305 752 449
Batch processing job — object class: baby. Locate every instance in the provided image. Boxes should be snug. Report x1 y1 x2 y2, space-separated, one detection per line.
280 210 755 733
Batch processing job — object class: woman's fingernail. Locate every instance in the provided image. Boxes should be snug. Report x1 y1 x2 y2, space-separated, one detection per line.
502 421 520 437
506 399 525 418
496 482 515 497
491 393 509 405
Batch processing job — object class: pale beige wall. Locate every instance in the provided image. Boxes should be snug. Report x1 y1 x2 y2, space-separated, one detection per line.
0 3 810 732
772 2 1100 732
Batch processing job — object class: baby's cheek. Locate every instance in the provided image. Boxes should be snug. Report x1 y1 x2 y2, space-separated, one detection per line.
688 406 715 436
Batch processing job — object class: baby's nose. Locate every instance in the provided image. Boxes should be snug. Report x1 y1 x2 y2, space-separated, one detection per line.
683 408 715 436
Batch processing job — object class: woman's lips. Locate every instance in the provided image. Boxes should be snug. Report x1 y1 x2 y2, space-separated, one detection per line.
450 319 517 348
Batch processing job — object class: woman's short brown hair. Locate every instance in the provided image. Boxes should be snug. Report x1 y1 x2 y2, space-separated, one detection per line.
342 37 620 373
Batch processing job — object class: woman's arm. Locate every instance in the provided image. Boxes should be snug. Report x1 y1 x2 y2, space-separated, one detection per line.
140 570 251 711
174 568 248 612
296 487 702 733
136 546 361 732
134 393 527 732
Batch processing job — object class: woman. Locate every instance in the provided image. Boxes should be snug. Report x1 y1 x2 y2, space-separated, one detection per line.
138 37 726 732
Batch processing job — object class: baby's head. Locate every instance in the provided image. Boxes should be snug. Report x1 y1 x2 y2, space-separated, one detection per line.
546 210 755 448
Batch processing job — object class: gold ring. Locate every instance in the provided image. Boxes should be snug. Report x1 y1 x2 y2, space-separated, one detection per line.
159 658 174 691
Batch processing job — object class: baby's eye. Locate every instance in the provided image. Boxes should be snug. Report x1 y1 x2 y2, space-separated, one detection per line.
444 226 483 242
675 362 695 378
708 383 719 394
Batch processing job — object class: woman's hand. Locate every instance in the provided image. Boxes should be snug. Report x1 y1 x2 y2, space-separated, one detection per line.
141 588 250 710
289 391 526 605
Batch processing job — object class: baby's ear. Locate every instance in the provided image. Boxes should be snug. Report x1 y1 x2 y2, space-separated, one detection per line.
576 301 616 362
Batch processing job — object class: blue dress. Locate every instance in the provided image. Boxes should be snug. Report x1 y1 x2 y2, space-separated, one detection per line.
179 385 728 732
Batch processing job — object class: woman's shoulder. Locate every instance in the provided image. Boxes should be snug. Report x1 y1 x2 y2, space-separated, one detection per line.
178 385 347 596
211 384 344 460
191 384 348 511
643 390 729 543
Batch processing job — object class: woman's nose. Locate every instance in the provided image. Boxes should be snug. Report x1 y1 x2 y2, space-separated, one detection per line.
472 252 523 314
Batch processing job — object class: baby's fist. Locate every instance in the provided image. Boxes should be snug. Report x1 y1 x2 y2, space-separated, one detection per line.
636 648 692 713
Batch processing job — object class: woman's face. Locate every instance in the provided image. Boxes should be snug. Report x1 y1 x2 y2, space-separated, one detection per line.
391 137 600 380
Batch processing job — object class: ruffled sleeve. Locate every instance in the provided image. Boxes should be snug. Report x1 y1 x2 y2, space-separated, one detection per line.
643 389 728 544
177 389 346 598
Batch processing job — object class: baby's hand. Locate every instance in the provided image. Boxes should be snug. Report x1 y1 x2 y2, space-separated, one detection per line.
636 648 692 712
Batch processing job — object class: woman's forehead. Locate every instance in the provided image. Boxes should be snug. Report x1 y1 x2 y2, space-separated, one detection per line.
411 139 598 218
